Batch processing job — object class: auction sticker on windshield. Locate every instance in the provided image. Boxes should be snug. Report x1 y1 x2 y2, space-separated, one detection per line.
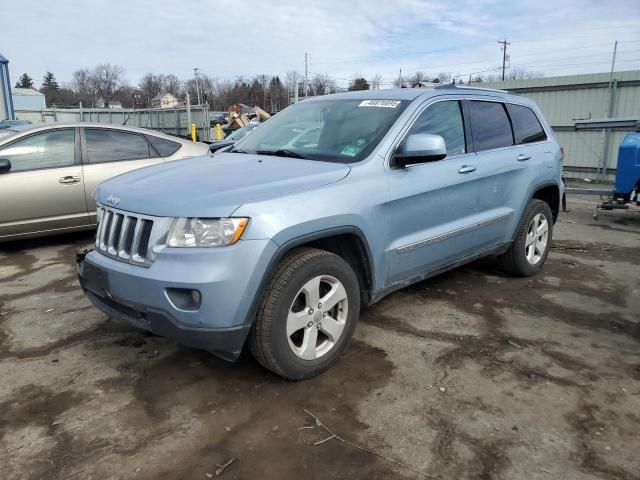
358 100 401 108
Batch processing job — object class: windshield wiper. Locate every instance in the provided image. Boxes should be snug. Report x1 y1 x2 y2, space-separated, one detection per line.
228 148 249 154
256 149 308 159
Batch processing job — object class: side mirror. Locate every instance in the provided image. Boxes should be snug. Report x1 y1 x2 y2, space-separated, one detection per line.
0 159 11 173
393 134 446 168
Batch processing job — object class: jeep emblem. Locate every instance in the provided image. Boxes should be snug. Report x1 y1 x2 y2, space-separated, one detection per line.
106 194 120 206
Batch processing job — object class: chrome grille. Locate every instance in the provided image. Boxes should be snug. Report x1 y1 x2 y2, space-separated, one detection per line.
95 205 170 266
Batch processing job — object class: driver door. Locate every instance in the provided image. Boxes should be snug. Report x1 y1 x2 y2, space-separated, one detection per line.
386 99 482 284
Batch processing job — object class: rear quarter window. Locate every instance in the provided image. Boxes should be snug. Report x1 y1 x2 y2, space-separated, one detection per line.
146 135 181 157
506 104 547 144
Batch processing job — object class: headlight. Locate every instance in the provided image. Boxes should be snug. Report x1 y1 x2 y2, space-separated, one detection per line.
167 217 249 247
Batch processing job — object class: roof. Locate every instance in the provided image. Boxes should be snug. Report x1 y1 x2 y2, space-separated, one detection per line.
0 52 8 64
0 122 192 141
305 85 518 103
151 93 177 101
479 70 640 90
12 88 44 96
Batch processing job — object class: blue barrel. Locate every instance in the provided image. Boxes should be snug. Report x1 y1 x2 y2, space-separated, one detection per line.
615 132 640 196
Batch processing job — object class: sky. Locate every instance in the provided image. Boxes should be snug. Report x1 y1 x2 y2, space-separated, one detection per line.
2 0 640 89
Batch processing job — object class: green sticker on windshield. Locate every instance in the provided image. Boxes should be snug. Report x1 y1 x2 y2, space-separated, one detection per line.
340 145 362 157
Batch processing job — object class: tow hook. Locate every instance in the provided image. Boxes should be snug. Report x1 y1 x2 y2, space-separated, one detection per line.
75 248 92 265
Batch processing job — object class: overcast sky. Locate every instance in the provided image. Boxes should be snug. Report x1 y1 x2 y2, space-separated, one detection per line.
2 0 639 88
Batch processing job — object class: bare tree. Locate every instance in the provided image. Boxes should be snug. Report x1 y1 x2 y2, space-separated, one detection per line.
369 74 383 90
285 71 303 98
68 68 96 105
311 73 335 96
164 74 182 96
92 64 127 107
408 71 428 86
138 73 166 105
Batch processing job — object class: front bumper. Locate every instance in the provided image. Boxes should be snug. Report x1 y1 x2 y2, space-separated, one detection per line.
77 238 277 361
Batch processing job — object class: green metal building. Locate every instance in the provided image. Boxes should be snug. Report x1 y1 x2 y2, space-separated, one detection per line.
481 70 640 182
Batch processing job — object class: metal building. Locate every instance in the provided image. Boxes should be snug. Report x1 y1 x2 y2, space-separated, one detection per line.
12 88 46 110
482 70 640 181
0 52 15 122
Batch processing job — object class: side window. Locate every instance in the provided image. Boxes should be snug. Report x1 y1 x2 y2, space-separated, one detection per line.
506 104 547 144
85 129 150 163
0 129 75 171
408 101 466 156
146 135 181 157
468 101 514 151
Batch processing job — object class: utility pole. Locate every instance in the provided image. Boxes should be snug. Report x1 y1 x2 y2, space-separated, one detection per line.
193 67 202 105
498 39 510 81
600 40 619 181
608 40 618 85
398 68 402 87
304 52 309 98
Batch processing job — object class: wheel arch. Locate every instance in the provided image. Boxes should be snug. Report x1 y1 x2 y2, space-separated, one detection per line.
242 226 376 328
530 182 560 223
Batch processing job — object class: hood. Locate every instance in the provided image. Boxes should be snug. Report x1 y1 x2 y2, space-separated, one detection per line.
94 153 351 217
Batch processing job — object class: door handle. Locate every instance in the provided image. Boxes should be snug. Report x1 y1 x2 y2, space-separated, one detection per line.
517 154 531 161
458 165 477 174
59 175 81 185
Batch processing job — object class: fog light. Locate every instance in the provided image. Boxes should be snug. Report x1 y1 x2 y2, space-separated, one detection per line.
166 288 202 311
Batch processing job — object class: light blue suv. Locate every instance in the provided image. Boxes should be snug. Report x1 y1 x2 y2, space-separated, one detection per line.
77 85 563 379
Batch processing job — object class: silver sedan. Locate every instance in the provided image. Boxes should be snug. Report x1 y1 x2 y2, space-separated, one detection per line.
0 123 209 242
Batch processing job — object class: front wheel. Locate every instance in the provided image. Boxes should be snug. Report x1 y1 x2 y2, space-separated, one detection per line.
498 199 553 276
248 248 361 380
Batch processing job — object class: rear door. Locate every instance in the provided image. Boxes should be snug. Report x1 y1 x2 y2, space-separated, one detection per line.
81 128 163 222
386 98 482 284
469 100 548 248
0 128 89 238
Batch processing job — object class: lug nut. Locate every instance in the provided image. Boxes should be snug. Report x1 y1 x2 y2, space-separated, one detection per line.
307 321 313 328
308 308 314 315
318 303 322 309
317 323 322 329
323 312 327 317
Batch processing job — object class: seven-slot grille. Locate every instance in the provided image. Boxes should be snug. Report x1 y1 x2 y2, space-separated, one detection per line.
95 205 156 266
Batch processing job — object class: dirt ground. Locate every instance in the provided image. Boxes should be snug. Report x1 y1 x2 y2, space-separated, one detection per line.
1 194 639 480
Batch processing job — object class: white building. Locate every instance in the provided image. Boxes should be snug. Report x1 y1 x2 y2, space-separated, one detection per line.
12 87 46 110
151 93 180 109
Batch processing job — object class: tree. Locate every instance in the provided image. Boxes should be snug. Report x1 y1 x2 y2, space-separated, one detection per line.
311 73 336 96
408 71 428 86
164 74 182 97
139 73 165 104
68 68 96 105
41 72 59 91
15 73 34 89
285 71 303 98
369 74 383 90
91 64 127 107
348 77 370 91
40 72 61 105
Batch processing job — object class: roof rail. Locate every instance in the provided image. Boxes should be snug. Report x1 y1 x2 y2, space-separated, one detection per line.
434 84 509 94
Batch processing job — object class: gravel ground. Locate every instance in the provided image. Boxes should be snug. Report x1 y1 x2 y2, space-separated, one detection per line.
1 194 638 480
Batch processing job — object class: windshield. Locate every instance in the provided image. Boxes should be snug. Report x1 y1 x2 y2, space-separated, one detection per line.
232 99 409 163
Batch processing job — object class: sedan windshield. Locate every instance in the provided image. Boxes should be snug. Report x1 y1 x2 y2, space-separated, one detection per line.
231 99 409 163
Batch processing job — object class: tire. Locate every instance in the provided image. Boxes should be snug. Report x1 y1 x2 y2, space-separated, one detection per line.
248 247 361 380
498 199 553 276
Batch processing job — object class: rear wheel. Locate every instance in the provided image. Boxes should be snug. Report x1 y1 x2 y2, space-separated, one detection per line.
498 199 553 276
248 248 360 380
